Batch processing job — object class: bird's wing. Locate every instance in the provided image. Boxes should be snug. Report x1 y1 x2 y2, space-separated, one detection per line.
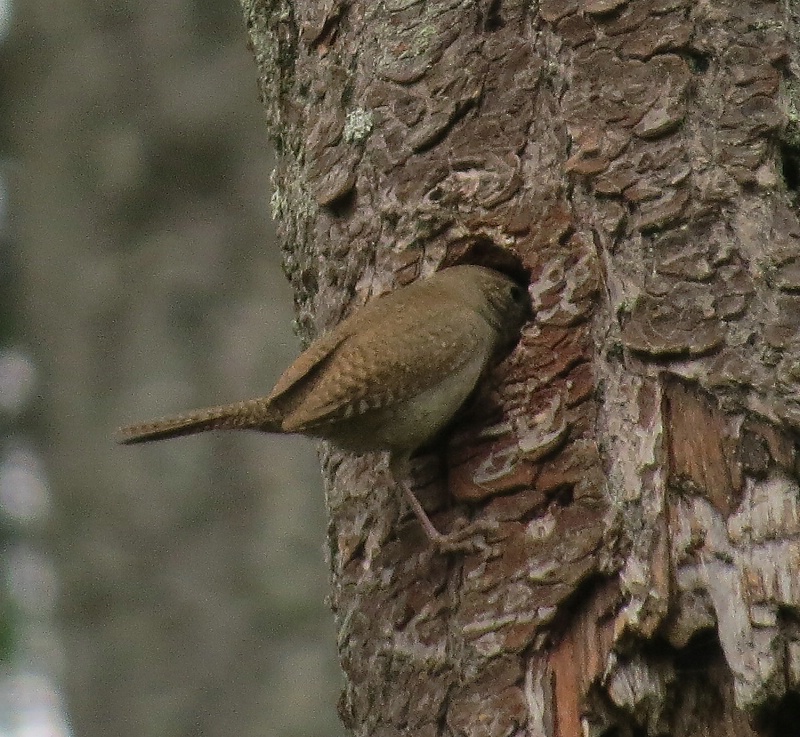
269 284 419 401
267 288 406 402
267 325 350 402
281 303 492 432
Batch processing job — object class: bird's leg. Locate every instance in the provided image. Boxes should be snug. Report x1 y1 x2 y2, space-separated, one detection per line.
390 456 494 553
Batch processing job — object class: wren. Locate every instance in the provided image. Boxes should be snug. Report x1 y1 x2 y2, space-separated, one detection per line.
118 265 530 550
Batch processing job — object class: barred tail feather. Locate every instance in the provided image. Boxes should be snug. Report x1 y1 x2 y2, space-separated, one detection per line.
116 398 280 444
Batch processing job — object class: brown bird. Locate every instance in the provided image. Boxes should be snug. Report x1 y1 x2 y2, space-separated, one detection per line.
118 264 530 549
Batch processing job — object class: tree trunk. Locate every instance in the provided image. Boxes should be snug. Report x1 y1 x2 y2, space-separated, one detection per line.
243 0 800 734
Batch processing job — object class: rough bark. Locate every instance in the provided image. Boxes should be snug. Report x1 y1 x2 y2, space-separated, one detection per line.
243 0 800 735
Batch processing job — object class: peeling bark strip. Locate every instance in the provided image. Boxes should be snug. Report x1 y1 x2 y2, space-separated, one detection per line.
243 0 800 734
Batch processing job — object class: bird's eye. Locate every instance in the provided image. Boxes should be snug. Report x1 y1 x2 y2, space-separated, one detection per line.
509 285 526 303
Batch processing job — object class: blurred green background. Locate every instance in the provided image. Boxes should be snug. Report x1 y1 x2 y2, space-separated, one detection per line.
0 1 344 736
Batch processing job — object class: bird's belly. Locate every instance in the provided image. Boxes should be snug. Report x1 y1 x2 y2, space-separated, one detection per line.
319 355 486 454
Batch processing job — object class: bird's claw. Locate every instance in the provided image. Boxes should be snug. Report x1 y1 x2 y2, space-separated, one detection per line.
432 518 496 554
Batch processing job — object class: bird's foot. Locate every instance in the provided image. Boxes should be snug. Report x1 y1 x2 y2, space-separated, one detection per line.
398 478 495 553
429 518 496 554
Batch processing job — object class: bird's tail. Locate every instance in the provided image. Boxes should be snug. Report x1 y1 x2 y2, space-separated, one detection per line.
116 397 281 444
